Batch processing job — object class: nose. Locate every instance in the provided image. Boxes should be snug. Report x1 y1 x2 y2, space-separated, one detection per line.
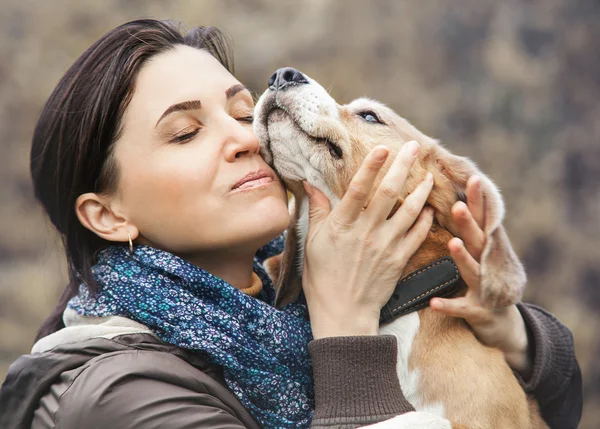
268 67 308 90
224 119 260 161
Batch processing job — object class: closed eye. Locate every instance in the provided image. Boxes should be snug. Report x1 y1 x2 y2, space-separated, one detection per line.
238 116 254 124
171 129 200 144
358 110 384 125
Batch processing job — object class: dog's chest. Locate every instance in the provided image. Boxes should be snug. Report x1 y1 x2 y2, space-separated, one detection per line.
380 314 447 417
379 314 422 406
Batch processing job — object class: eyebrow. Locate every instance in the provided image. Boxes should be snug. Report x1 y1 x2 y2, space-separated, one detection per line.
226 84 248 100
155 84 250 127
155 100 202 127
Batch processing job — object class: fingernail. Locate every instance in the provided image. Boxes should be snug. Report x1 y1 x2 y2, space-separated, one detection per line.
425 206 434 216
405 140 420 157
448 237 464 250
426 172 433 183
456 201 468 213
373 146 389 161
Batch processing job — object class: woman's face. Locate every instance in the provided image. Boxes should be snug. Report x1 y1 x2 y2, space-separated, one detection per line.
111 45 289 255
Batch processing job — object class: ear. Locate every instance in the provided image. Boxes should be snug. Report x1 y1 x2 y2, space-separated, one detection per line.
263 196 304 309
75 192 139 243
263 253 283 285
434 146 526 308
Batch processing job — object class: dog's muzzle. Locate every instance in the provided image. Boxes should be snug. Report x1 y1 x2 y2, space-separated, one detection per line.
268 67 309 91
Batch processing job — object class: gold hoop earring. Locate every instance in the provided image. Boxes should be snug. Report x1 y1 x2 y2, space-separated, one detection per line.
127 231 134 255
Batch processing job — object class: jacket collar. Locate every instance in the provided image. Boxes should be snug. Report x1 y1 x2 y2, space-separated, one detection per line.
31 307 155 353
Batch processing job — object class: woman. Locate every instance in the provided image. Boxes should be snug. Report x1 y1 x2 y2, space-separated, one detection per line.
0 19 581 429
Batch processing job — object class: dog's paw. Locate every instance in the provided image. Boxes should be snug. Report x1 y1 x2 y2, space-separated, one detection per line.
359 411 452 429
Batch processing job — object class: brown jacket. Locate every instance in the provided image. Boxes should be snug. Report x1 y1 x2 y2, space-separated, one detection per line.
0 304 582 429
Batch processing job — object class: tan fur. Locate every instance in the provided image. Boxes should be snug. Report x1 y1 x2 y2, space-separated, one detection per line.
255 76 545 428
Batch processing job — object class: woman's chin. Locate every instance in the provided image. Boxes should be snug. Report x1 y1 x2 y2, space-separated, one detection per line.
242 197 290 241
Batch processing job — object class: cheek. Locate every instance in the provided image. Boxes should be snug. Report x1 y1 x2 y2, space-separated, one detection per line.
117 148 217 225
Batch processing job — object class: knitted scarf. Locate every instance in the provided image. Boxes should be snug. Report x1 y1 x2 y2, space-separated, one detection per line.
68 236 314 428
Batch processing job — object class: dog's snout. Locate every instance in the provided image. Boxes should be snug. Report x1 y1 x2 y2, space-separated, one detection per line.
268 67 308 90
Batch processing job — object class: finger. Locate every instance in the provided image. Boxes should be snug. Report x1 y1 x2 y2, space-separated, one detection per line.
389 172 434 232
451 201 485 261
393 206 434 261
466 175 485 229
334 145 389 225
430 296 487 322
448 237 481 292
304 181 332 228
366 140 420 220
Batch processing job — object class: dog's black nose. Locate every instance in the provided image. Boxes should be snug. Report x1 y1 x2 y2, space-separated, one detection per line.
268 67 308 90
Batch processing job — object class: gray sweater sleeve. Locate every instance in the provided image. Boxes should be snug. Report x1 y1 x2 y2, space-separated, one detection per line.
516 303 583 429
309 335 415 428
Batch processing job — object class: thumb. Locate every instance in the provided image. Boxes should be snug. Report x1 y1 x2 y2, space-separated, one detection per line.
303 181 331 227
430 296 488 325
431 297 474 319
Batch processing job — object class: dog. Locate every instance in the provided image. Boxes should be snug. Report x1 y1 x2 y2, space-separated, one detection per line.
253 67 547 429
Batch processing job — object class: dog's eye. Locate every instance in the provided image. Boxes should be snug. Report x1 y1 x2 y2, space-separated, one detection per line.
358 110 382 124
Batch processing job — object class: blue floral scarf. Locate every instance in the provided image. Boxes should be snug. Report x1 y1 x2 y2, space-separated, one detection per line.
68 236 314 428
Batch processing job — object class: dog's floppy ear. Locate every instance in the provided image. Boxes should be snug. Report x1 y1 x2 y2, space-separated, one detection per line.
434 146 526 308
263 196 304 309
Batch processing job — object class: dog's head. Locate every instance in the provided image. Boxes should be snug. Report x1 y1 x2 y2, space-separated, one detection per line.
255 67 525 309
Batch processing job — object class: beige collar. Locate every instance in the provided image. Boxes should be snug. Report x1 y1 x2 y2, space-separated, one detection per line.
240 272 263 297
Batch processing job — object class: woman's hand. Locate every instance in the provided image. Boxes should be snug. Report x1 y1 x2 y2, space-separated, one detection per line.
302 142 434 340
430 176 533 377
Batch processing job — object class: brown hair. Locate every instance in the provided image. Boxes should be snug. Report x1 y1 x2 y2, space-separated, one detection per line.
30 19 234 341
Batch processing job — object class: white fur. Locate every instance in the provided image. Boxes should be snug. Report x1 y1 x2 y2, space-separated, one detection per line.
380 314 422 407
296 185 340 267
359 412 452 429
296 196 309 268
380 314 447 419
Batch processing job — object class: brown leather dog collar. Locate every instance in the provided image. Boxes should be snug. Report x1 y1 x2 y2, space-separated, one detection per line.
380 257 462 323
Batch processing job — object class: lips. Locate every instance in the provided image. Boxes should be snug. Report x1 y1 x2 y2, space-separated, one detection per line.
231 169 275 191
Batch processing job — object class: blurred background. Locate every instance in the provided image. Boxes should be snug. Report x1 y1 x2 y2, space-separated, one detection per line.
0 0 598 426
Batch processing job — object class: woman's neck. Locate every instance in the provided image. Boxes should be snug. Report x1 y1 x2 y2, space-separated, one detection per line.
179 248 256 290
134 235 259 290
